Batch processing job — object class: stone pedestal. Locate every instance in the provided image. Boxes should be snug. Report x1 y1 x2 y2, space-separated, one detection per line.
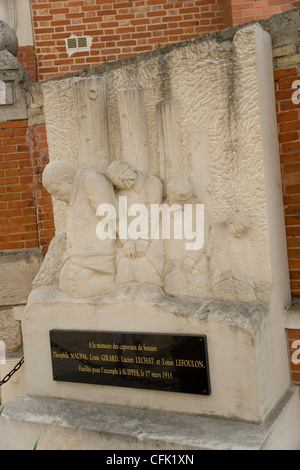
18 284 289 424
0 389 299 450
0 281 295 449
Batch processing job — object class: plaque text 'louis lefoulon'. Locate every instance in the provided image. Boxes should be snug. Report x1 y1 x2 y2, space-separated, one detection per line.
50 330 211 395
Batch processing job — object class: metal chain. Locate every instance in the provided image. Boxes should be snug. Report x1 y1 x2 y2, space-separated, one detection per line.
0 357 24 387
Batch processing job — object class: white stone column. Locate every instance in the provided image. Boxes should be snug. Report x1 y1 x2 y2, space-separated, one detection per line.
157 99 182 191
72 77 110 173
117 87 149 172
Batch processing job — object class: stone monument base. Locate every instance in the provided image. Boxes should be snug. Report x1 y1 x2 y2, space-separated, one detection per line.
4 283 297 450
21 284 291 423
0 388 299 450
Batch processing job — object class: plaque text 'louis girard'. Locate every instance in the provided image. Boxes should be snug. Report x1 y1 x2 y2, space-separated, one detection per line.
50 330 211 395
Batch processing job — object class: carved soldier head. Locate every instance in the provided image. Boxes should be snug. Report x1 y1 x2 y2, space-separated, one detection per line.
225 210 250 238
42 161 75 203
107 161 137 190
167 176 193 206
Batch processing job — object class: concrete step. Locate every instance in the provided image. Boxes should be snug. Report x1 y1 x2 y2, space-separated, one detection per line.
0 387 299 450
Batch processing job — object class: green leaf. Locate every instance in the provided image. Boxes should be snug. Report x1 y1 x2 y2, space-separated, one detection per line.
33 433 41 450
0 406 4 416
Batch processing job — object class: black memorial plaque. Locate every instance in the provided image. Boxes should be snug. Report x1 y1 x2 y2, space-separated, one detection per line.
50 330 211 395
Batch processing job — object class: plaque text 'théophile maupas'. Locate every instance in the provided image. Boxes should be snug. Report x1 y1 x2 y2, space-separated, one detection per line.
50 330 211 395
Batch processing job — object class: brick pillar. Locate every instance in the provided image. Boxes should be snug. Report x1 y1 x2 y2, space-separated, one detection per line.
273 40 300 389
27 123 55 253
0 119 55 254
0 120 39 251
288 330 300 386
17 46 38 82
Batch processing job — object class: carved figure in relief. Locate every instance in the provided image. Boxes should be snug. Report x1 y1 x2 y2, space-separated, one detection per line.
163 176 210 299
42 161 117 299
206 210 256 301
107 161 164 286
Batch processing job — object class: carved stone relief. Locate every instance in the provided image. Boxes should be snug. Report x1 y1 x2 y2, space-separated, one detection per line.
106 161 164 287
206 211 256 302
163 176 210 299
42 157 256 302
40 24 279 304
73 77 110 173
42 161 117 299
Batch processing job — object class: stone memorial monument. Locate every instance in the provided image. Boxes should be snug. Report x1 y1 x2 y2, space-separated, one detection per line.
1 23 300 450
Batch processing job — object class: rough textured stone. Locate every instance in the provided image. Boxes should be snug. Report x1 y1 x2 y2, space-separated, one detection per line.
272 44 296 58
0 249 44 306
0 390 299 450
41 24 288 306
0 20 18 56
275 53 300 68
0 307 22 353
0 49 32 121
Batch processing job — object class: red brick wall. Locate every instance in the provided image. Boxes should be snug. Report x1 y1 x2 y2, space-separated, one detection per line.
231 0 293 26
0 120 54 254
275 67 300 298
16 46 38 82
27 123 55 253
288 330 300 386
30 0 227 81
0 120 39 251
274 63 300 389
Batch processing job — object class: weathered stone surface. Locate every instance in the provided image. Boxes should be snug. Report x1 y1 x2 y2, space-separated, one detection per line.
275 53 300 68
22 283 269 422
272 44 296 58
0 20 18 56
0 307 22 353
32 234 66 289
42 163 117 299
41 24 288 306
0 249 44 306
27 82 45 126
0 49 31 122
1 390 300 450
